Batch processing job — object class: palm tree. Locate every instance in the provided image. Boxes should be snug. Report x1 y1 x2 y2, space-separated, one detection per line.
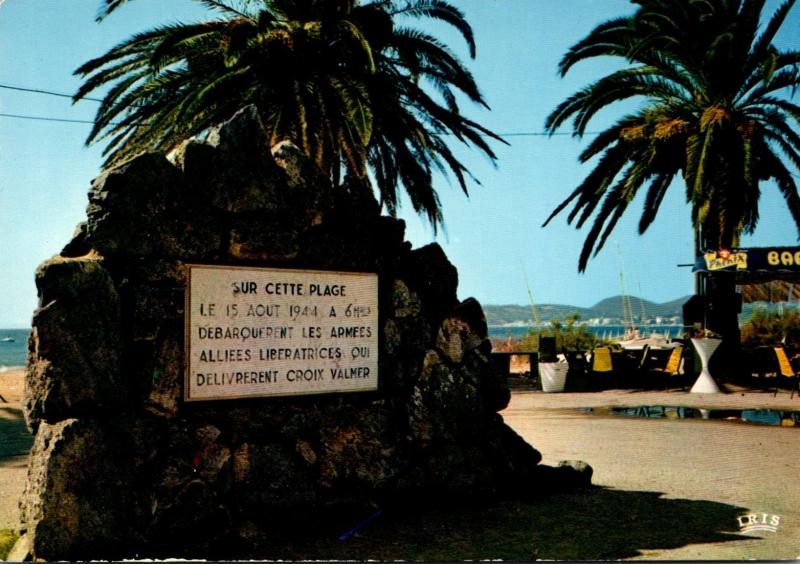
546 0 800 268
544 0 800 341
75 0 501 228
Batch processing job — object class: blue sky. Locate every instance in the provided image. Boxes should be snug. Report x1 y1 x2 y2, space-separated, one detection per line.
1 0 799 328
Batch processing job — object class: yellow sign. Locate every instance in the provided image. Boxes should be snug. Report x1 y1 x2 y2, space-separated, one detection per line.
703 250 748 271
185 265 379 401
767 249 800 267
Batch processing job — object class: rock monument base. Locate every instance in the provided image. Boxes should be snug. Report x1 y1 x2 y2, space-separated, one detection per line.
17 107 589 560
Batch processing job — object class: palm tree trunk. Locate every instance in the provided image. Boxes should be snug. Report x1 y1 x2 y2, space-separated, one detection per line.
694 224 703 296
700 221 742 384
705 274 740 340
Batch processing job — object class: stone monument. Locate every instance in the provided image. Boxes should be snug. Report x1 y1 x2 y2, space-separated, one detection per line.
15 107 589 560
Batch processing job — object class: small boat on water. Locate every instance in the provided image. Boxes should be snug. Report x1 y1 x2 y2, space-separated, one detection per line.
616 330 679 350
0 337 15 343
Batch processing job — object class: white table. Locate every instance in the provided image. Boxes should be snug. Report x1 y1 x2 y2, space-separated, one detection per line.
690 337 722 393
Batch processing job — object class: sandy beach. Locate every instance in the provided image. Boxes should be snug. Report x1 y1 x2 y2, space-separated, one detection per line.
1 368 798 559
0 369 29 532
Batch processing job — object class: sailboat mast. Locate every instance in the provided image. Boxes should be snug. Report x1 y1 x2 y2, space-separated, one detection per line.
637 279 647 324
522 266 541 329
616 243 634 329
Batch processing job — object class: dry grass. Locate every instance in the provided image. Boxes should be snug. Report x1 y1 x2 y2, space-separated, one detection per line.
0 529 19 560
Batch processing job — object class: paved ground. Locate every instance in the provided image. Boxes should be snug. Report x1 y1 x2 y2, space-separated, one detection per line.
504 390 800 560
507 383 800 411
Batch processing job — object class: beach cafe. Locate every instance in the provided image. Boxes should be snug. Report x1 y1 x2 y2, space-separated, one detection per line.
692 246 800 299
691 246 800 347
493 247 800 393
691 246 800 389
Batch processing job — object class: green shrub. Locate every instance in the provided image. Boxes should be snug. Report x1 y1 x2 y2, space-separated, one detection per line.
741 308 800 347
512 314 599 352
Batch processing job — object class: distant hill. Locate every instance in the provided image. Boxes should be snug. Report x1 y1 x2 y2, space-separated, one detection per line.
588 295 690 319
483 295 691 326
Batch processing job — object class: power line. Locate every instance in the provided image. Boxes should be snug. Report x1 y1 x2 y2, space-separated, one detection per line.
440 130 589 137
0 83 103 103
0 112 98 124
1 110 798 178
2 108 799 178
0 111 589 136
0 112 144 127
5 82 797 165
0 81 591 136
496 132 568 137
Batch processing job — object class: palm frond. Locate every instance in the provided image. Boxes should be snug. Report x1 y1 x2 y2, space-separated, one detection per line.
542 141 630 228
638 173 674 233
390 0 476 58
81 0 500 229
558 17 632 76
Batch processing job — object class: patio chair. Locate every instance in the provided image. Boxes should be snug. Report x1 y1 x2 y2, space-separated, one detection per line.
590 346 616 390
637 344 652 371
664 345 684 376
773 347 799 398
563 350 590 391
591 347 613 373
652 345 686 390
564 350 589 376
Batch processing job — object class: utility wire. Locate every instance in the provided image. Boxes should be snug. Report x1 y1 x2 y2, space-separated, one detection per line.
2 106 798 179
0 112 94 124
0 112 134 126
0 83 102 103
2 106 800 181
0 111 587 136
4 82 799 177
0 81 591 136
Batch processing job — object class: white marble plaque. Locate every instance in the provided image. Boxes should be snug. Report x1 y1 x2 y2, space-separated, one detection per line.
185 265 378 401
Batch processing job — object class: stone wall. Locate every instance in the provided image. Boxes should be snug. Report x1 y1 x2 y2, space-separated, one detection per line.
17 107 585 560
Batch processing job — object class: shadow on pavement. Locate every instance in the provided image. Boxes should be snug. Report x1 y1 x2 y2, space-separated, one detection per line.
0 406 33 462
0 408 757 560
233 487 751 561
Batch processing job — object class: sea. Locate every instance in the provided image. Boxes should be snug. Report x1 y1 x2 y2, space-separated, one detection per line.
487 324 684 342
0 329 29 371
0 325 684 369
